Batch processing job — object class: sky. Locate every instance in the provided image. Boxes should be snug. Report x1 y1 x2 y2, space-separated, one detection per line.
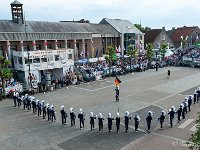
0 0 199 30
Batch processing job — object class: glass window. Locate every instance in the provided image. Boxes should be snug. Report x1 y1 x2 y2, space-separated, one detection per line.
48 55 53 62
23 45 30 51
68 54 72 59
25 58 32 64
41 56 47 62
36 44 41 50
60 54 66 60
55 55 59 61
18 57 22 64
67 43 71 48
0 46 3 56
10 45 17 51
47 44 52 49
57 43 62 48
33 57 40 63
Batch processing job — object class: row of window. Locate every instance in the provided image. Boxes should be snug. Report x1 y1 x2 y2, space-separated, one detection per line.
14 54 73 65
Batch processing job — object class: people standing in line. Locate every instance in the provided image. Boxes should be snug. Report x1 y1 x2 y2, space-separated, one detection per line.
27 95 31 110
36 100 42 117
115 112 120 133
98 113 104 132
23 94 28 109
177 104 183 122
90 112 96 131
168 106 175 128
187 95 192 112
197 87 200 103
60 105 67 125
134 115 140 132
182 102 187 119
41 101 46 119
50 105 56 122
31 97 36 114
183 98 188 114
47 103 51 121
107 113 114 132
146 111 153 133
70 108 76 127
78 109 85 129
124 111 132 133
158 111 165 129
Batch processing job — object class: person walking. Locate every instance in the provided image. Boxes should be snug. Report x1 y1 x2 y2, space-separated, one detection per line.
146 111 153 133
158 111 165 129
115 112 120 133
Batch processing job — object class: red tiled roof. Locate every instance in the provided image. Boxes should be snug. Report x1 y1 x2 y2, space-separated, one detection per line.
144 29 162 44
171 26 197 42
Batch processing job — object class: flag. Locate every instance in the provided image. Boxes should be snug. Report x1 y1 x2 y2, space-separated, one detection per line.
115 76 121 86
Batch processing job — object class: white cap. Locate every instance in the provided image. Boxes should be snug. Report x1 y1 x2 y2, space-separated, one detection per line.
46 103 49 107
180 104 184 108
51 105 54 109
99 113 103 118
70 108 73 112
41 100 44 103
90 112 94 117
61 105 64 110
117 112 120 117
125 111 129 116
136 115 140 121
148 111 153 116
80 108 83 113
108 113 111 118
161 110 166 115
171 106 176 111
36 99 39 102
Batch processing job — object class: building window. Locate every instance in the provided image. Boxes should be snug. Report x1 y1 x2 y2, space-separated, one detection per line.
162 35 165 40
60 54 66 61
57 43 62 48
47 44 52 49
10 45 17 51
48 55 53 62
41 56 47 62
68 54 72 59
0 46 3 56
18 57 22 64
25 58 32 64
55 55 59 61
33 57 40 63
23 45 30 51
36 44 42 50
67 43 71 48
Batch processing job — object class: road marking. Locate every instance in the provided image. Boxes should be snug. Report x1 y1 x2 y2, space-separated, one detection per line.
178 119 194 129
189 125 197 132
152 93 176 105
71 86 94 91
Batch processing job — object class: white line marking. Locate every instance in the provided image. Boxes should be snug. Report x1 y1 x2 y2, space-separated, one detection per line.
71 86 94 91
178 119 194 129
189 125 197 132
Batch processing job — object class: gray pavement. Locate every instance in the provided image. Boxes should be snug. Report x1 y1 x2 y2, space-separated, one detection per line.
0 67 200 150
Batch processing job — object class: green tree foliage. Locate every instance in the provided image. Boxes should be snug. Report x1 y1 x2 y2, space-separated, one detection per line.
127 45 138 72
189 112 200 149
134 24 151 33
105 46 116 77
146 43 153 68
160 44 168 61
0 56 13 98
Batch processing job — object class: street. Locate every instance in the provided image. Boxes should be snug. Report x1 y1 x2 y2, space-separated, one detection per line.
0 67 199 150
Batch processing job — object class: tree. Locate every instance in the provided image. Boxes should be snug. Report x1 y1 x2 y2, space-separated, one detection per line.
127 45 138 72
188 112 200 149
146 43 153 68
105 46 116 77
0 56 13 99
160 44 168 62
134 24 151 33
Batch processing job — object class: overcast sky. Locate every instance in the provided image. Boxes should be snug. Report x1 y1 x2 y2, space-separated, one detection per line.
0 0 199 30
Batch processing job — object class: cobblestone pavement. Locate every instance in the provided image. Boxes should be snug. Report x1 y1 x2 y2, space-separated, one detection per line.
0 67 200 150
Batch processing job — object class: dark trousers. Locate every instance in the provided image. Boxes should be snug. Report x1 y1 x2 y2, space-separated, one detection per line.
170 118 173 127
108 124 112 132
38 109 41 116
47 113 50 120
116 124 120 132
33 107 36 113
62 116 66 125
71 119 75 126
147 123 151 130
160 121 163 128
90 123 94 130
80 120 84 128
135 122 139 131
27 104 31 110
182 112 185 119
188 105 191 112
178 115 181 121
23 103 26 109
17 101 21 107
51 114 56 122
125 122 128 132
99 123 103 131
43 110 46 119
14 99 17 107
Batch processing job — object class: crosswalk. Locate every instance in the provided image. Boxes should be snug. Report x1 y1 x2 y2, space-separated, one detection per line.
177 119 197 132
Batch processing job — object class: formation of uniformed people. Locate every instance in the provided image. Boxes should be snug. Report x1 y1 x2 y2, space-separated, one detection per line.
12 86 199 133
